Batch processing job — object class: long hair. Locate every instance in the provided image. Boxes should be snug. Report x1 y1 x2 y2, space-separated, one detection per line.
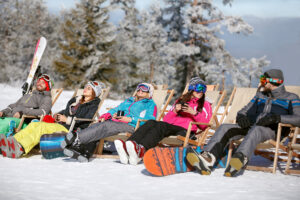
80 89 96 104
176 90 205 112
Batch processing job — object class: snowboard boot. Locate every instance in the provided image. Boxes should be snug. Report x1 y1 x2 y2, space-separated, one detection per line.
126 140 145 165
224 152 248 177
186 147 216 175
0 134 12 157
61 131 77 149
6 120 16 137
7 137 24 158
114 139 129 164
63 141 89 163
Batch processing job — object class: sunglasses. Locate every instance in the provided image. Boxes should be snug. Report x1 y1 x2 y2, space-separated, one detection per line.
260 75 283 85
188 83 207 93
136 84 150 92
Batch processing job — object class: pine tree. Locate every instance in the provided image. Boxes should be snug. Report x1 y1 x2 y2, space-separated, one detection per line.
54 0 116 88
0 0 61 83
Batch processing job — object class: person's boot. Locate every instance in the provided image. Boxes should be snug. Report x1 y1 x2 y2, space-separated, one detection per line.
125 140 145 165
6 120 16 137
224 152 248 177
186 147 216 175
114 139 129 164
7 137 24 158
0 134 12 157
61 131 77 149
63 139 89 163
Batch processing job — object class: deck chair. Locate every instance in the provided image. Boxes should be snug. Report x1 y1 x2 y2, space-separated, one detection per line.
226 86 300 174
67 87 110 132
16 88 64 132
160 90 227 147
285 126 300 174
94 85 175 158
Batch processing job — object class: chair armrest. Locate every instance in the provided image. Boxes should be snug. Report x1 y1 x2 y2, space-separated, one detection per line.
135 119 148 130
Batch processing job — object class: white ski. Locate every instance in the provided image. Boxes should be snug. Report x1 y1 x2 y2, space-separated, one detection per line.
22 36 47 95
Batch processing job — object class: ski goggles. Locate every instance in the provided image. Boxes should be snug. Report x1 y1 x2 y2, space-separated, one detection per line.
38 74 53 89
136 83 150 92
188 83 207 93
260 75 283 85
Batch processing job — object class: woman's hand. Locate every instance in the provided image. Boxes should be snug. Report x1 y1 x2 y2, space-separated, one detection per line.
181 104 197 115
56 114 67 123
174 104 182 113
114 115 132 122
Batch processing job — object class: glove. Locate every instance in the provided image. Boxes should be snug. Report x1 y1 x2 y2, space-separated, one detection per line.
257 114 281 126
99 113 112 121
236 114 251 129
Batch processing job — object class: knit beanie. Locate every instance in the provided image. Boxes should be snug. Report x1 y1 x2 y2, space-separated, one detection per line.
189 77 206 86
264 69 284 85
86 81 102 97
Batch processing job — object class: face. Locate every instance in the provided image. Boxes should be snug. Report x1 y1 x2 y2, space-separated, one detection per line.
192 91 204 99
36 79 47 91
136 89 149 99
83 85 94 98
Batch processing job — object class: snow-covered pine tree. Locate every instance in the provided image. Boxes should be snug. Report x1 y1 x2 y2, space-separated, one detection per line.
0 0 61 83
54 0 116 88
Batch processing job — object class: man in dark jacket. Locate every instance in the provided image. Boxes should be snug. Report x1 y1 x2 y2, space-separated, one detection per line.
0 74 52 134
186 69 300 177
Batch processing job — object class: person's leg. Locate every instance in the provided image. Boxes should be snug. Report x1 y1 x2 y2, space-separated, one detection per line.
236 125 275 160
13 122 68 155
224 126 275 177
135 122 185 150
77 121 135 144
127 120 158 143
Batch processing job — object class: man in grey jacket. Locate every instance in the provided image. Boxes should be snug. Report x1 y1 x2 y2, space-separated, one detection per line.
186 69 300 177
0 74 52 135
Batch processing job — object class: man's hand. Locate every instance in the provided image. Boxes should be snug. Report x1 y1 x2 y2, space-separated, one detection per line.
236 114 251 129
13 112 21 118
257 114 281 126
0 112 3 117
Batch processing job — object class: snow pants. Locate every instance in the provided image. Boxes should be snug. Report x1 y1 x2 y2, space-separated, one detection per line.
204 123 276 160
0 117 27 135
128 120 186 150
77 121 135 144
14 122 68 154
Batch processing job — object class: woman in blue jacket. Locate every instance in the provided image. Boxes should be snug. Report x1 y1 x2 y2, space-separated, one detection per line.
61 83 157 162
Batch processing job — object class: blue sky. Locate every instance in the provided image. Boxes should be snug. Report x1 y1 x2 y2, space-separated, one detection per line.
45 0 300 86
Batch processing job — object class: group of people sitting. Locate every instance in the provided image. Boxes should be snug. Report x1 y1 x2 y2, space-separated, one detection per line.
0 68 299 177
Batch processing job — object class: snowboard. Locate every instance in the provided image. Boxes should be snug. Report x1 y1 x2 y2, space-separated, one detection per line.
40 132 66 159
22 37 47 95
143 146 228 176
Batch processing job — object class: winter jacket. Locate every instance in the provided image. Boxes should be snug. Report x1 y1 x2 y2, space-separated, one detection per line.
238 85 300 130
108 97 157 127
1 90 52 117
58 95 100 130
163 98 212 132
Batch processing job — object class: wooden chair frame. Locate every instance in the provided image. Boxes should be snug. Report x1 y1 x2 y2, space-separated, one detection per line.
16 88 64 132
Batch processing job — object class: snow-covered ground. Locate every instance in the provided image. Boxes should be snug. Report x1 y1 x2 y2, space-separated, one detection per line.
0 84 299 200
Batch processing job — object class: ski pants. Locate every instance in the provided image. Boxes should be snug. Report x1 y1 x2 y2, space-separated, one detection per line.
128 120 187 150
0 117 28 135
204 123 276 160
14 122 68 154
77 121 135 144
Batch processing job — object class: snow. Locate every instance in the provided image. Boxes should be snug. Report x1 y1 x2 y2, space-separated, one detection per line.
0 84 299 200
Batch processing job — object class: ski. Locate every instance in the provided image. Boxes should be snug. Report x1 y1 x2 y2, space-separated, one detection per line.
22 37 47 95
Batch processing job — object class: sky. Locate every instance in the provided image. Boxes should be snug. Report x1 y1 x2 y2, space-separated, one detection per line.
45 0 300 86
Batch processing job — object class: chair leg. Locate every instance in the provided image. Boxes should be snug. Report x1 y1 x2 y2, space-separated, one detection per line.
272 124 282 174
95 139 104 155
226 141 234 168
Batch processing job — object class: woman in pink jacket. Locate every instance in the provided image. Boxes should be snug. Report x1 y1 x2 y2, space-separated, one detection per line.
114 77 212 165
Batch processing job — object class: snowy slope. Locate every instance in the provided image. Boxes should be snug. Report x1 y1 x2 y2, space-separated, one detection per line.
0 84 299 200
